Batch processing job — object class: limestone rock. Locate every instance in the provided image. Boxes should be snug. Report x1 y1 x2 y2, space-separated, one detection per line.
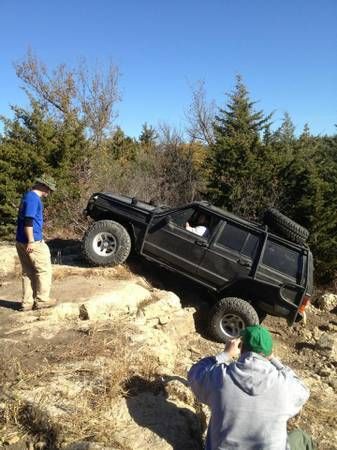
315 333 337 361
65 443 115 450
140 290 182 323
0 245 18 278
313 326 322 341
316 293 337 312
299 328 313 341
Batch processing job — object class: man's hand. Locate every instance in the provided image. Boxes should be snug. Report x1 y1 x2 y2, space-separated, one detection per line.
26 243 34 254
224 338 242 359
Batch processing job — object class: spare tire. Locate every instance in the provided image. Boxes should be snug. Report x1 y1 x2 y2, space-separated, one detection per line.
82 220 131 266
263 208 309 245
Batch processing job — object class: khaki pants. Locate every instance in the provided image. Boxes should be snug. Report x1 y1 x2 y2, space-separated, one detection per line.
16 241 52 307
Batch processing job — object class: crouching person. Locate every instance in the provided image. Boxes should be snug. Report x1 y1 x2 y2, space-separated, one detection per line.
188 325 316 450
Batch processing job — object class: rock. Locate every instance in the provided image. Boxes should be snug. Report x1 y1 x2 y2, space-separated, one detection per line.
315 333 337 361
65 443 114 450
299 328 313 340
141 291 181 323
328 377 337 391
158 315 170 325
0 245 18 278
327 322 337 332
79 304 89 320
316 293 337 312
4 433 21 445
318 367 332 377
313 326 322 341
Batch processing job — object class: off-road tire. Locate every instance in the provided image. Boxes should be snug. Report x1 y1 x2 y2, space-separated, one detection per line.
209 297 259 343
82 220 131 266
263 208 309 245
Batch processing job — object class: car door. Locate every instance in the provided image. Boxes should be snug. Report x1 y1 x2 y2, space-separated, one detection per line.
141 206 210 280
197 220 261 289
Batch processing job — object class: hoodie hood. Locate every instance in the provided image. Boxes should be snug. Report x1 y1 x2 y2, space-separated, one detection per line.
228 352 278 396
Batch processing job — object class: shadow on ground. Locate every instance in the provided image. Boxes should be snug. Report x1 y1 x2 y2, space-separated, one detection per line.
124 375 203 450
47 239 83 265
0 299 21 310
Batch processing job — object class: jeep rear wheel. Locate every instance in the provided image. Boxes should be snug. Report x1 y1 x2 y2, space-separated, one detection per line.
83 220 131 266
209 297 259 343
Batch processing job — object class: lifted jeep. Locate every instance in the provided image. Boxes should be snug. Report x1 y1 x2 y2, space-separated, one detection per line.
83 193 313 342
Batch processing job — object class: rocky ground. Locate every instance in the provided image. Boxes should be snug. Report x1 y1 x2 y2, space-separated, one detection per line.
0 242 336 450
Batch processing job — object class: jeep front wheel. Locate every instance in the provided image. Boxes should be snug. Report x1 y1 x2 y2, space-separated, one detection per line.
83 220 131 266
209 297 259 343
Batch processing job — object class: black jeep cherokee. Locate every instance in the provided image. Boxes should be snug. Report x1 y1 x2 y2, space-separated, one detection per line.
83 193 313 342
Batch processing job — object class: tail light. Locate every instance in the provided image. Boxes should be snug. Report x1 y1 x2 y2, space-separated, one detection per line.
299 294 311 314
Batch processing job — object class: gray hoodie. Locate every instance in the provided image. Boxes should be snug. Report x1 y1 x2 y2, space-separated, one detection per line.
188 352 309 450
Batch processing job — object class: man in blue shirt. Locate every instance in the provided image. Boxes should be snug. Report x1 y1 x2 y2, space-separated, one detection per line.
16 175 57 311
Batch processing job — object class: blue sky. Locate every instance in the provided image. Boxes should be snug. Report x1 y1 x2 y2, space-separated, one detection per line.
0 0 336 138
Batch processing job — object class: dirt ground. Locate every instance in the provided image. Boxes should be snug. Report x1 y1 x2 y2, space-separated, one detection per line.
0 242 336 449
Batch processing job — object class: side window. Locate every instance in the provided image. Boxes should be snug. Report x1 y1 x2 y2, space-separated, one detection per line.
262 240 302 280
215 222 260 259
169 208 216 240
169 208 196 227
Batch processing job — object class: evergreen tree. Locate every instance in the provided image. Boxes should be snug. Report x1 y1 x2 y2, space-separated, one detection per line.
139 122 158 146
273 112 296 145
107 127 138 162
206 75 273 218
0 101 88 236
306 135 337 281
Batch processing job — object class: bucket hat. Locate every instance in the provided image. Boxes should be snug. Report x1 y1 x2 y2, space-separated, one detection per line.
35 174 57 192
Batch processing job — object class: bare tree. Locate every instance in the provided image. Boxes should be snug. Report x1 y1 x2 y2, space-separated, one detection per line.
156 123 203 205
14 50 120 144
78 58 120 145
15 49 77 118
185 80 216 146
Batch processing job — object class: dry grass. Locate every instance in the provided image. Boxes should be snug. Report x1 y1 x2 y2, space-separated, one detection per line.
0 318 161 448
136 292 161 315
52 264 133 281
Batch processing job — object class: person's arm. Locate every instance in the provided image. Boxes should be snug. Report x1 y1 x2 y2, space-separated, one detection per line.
188 356 218 405
185 222 194 233
24 218 35 253
269 354 310 417
23 194 38 253
185 223 208 237
188 339 241 405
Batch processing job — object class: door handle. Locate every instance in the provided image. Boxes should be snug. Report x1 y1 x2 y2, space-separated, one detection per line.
195 240 208 247
237 259 251 267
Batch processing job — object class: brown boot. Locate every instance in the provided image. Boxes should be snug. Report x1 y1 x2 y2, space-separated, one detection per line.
19 303 33 312
34 299 57 310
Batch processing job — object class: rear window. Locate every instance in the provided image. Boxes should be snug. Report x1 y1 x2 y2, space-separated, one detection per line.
262 240 302 279
216 222 260 259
